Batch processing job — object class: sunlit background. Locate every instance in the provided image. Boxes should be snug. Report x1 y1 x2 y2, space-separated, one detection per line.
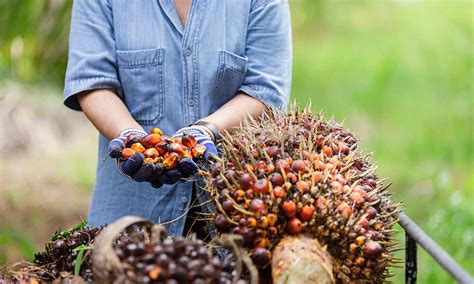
0 1 472 283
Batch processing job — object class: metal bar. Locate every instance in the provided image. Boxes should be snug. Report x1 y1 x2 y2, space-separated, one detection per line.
405 231 417 284
399 212 474 284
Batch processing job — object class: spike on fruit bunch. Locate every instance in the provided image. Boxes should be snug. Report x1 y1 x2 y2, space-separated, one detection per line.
205 104 400 282
113 128 206 187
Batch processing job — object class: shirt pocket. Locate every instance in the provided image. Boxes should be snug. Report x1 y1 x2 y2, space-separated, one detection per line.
117 48 165 125
211 50 248 111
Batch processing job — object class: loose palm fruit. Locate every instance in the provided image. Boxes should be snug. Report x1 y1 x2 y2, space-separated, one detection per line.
287 217 302 234
125 134 142 147
299 205 315 221
121 148 136 159
144 148 159 159
178 157 199 177
132 163 155 182
254 179 269 194
131 143 145 153
155 143 168 156
181 133 197 148
121 152 145 176
108 138 126 158
143 158 154 164
282 200 297 217
163 152 180 169
150 127 163 136
142 134 162 148
168 143 186 156
191 144 207 158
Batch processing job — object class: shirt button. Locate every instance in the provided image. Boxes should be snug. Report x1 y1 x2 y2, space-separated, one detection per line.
188 99 195 107
181 197 188 203
184 48 192 57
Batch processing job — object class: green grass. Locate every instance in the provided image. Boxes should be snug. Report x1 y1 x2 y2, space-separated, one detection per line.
291 1 473 283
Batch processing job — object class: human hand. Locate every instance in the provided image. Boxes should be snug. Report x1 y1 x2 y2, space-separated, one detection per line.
173 126 218 160
106 128 148 159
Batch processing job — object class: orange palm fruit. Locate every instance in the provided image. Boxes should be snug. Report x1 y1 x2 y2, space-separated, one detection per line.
192 144 207 158
144 148 159 159
181 133 197 148
168 143 186 156
163 152 180 169
131 143 145 153
154 143 167 156
150 128 163 136
300 205 315 221
143 157 155 164
141 134 162 148
121 148 135 159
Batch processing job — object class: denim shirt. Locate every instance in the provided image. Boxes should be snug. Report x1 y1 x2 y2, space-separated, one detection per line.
64 0 292 236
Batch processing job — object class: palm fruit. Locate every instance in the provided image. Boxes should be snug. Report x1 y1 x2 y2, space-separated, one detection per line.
205 105 400 282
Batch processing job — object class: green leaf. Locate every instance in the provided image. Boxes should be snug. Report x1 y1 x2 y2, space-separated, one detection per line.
74 249 84 276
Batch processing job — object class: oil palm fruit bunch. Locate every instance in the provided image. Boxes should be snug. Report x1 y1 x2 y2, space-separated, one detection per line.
32 224 102 282
109 127 206 187
205 105 400 282
113 233 248 283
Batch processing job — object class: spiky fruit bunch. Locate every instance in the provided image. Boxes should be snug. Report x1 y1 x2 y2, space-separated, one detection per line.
33 226 102 282
206 106 400 282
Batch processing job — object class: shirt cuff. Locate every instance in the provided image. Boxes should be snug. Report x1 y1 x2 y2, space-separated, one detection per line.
239 84 288 109
63 77 122 111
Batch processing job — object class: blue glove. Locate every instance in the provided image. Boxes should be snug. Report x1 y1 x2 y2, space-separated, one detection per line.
106 128 148 159
174 126 219 160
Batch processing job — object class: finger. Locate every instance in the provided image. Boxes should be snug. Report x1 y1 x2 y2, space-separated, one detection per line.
178 157 199 178
120 152 145 176
131 162 155 182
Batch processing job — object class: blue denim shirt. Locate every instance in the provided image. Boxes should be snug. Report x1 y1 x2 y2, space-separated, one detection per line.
64 0 292 236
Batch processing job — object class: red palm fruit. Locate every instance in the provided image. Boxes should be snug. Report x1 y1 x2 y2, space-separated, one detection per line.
249 199 266 216
254 179 269 194
330 173 345 184
356 216 369 229
141 134 162 148
252 247 272 267
154 143 167 156
287 217 302 234
255 160 266 170
291 159 307 173
241 227 256 246
214 214 231 233
222 199 235 214
315 196 327 208
161 135 176 144
365 207 378 219
313 160 326 170
353 185 367 196
245 189 254 199
363 240 383 260
150 128 163 136
131 143 145 153
330 181 343 195
121 148 135 159
265 163 275 173
342 185 351 195
275 159 290 173
191 144 207 158
239 173 254 190
311 171 323 183
143 157 154 164
299 205 315 221
265 145 280 158
269 172 284 186
296 181 310 192
144 148 159 159
125 134 141 147
163 152 180 169
257 216 269 228
350 191 365 208
168 143 186 156
247 217 257 228
322 145 333 156
337 202 351 219
282 200 297 217
273 186 286 198
287 172 297 183
267 214 278 226
181 133 196 148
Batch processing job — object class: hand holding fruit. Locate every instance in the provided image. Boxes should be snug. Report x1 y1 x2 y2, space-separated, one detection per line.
107 128 207 188
173 125 219 159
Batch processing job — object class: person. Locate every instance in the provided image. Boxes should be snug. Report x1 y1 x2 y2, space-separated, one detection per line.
63 0 292 237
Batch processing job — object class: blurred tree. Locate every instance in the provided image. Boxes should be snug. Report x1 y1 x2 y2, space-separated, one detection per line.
0 0 71 84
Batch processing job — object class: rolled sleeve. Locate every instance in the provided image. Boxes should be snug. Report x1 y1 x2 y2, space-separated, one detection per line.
239 0 292 109
63 0 121 111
